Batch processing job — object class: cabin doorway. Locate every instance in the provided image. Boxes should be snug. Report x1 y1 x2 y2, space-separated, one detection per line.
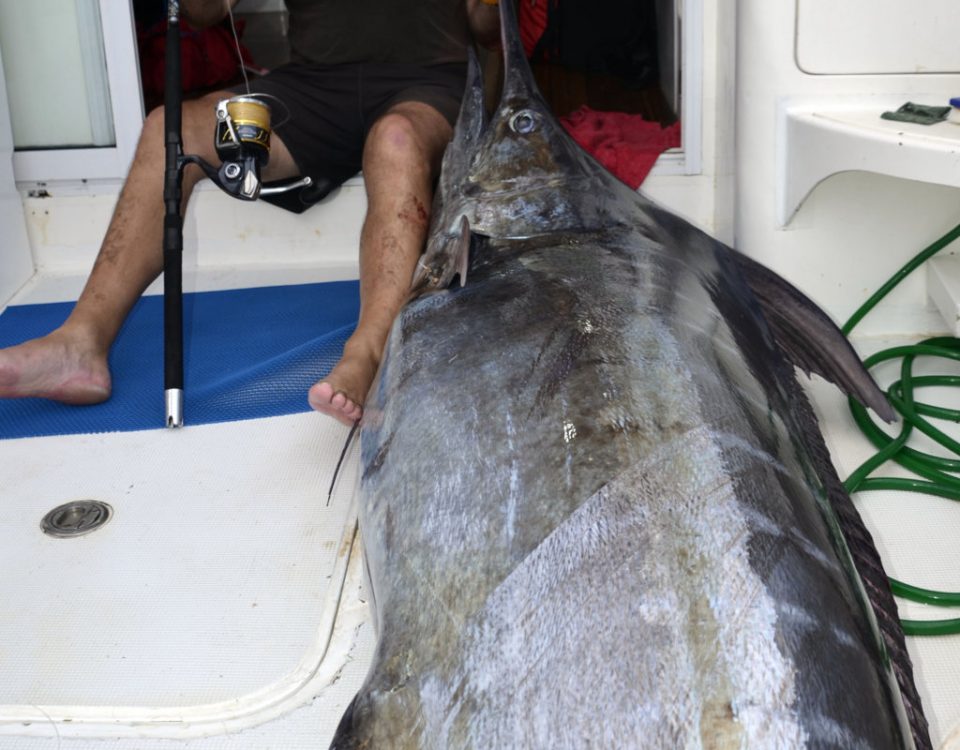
520 0 677 125
129 0 692 172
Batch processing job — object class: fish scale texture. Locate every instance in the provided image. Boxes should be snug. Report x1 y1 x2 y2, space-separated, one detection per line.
345 235 913 749
417 427 811 748
0 281 359 439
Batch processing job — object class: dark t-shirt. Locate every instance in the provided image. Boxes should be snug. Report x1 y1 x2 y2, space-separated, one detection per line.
285 0 471 66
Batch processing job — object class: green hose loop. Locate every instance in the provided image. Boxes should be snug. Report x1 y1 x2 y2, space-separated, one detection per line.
900 617 960 637
841 223 960 636
891 579 960 606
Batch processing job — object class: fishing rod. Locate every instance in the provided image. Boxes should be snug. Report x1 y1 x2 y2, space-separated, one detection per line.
161 0 311 428
162 0 184 428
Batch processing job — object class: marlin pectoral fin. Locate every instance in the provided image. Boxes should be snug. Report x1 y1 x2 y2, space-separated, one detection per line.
456 215 471 287
733 250 897 423
408 217 473 296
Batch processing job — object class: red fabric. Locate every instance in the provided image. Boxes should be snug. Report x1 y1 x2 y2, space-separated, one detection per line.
138 20 253 107
519 0 550 58
560 106 681 189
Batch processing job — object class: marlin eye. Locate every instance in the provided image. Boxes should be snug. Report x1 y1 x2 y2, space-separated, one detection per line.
510 110 537 134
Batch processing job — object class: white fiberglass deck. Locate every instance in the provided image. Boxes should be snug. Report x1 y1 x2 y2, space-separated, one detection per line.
0 412 373 746
1 268 958 749
0 266 378 748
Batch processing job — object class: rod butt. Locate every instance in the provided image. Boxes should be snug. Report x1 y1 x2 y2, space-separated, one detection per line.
165 389 184 428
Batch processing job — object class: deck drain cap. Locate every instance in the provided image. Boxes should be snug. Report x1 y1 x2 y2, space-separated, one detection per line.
41 500 113 538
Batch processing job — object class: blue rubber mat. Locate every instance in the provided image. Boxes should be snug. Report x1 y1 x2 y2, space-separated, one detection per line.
0 281 359 439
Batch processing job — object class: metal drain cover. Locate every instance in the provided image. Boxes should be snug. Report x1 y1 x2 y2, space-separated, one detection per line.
41 500 113 538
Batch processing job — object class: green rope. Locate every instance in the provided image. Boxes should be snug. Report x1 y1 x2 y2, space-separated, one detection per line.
842 222 960 636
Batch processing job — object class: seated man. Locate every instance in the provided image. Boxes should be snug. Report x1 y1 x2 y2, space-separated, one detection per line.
0 0 499 426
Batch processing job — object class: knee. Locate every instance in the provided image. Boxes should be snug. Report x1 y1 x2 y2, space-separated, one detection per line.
182 96 221 160
365 113 427 167
140 105 165 150
139 96 220 162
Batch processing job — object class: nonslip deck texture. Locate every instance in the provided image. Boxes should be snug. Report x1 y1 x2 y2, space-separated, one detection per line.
0 281 359 439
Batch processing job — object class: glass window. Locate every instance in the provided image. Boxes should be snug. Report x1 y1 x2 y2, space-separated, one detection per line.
0 0 142 182
0 0 115 150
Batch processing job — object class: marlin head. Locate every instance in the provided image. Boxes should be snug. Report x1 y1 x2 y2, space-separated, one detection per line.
412 0 636 296
463 0 635 239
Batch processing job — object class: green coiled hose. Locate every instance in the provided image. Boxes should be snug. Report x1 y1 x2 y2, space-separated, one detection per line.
841 221 960 637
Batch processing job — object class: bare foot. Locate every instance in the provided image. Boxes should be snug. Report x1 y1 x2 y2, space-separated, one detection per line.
0 330 111 404
308 346 380 427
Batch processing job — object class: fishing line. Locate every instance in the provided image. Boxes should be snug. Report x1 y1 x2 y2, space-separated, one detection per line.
328 421 360 507
224 2 292 129
226 1 250 94
842 221 960 637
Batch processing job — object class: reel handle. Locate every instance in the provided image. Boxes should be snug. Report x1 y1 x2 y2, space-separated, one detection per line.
182 154 314 201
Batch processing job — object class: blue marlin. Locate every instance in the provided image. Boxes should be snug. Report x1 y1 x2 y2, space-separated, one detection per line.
331 1 927 746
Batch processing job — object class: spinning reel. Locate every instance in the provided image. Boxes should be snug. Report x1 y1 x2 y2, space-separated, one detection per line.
182 94 312 201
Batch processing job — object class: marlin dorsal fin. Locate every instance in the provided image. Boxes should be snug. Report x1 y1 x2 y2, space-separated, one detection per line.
734 251 896 423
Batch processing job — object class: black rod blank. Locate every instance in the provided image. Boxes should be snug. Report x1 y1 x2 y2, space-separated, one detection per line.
163 1 184 427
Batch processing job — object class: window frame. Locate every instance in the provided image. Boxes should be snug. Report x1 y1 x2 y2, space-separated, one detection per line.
11 0 144 184
653 0 703 177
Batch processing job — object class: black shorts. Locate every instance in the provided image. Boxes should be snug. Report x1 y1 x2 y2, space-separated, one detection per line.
231 61 467 188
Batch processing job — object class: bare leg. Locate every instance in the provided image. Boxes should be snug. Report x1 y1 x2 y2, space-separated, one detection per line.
0 91 299 403
309 101 453 425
